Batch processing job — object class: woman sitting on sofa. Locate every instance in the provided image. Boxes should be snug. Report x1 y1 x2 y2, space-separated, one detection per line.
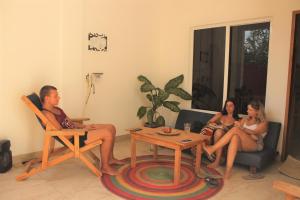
203 100 268 179
40 85 125 176
204 98 240 168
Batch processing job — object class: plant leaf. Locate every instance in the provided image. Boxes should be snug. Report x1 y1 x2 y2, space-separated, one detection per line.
146 94 153 102
140 83 155 93
168 88 192 100
137 106 147 119
156 116 165 126
137 75 152 84
163 101 181 112
152 95 162 109
164 74 184 92
158 88 169 101
147 109 154 124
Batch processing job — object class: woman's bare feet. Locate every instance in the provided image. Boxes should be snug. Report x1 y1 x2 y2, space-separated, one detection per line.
109 158 126 165
102 166 119 176
202 144 215 161
207 161 219 169
203 144 213 155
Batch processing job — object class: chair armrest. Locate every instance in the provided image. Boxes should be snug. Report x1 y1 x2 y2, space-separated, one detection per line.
71 118 90 124
273 180 300 198
46 129 86 136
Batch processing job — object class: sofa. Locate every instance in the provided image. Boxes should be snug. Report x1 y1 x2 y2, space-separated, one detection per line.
175 109 281 171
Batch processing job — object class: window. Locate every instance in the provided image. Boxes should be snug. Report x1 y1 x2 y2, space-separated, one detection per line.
192 21 270 114
228 23 270 113
192 27 226 111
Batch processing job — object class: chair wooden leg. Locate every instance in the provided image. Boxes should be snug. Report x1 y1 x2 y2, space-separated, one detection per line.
42 135 51 169
285 194 295 200
47 152 74 167
16 136 103 181
74 135 80 158
49 137 55 154
16 146 70 181
87 151 100 166
273 180 300 200
24 159 39 173
16 152 75 181
16 166 43 181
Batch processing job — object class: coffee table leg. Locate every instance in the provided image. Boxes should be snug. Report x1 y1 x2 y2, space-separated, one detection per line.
195 143 202 173
153 145 158 160
131 137 136 168
174 148 182 185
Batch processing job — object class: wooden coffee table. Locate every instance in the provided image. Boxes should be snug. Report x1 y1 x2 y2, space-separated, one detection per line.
129 127 208 185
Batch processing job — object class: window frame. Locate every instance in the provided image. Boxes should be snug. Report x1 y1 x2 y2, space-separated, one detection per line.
188 18 272 114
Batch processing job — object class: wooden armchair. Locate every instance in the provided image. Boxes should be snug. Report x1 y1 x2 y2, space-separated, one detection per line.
273 180 300 200
16 93 102 181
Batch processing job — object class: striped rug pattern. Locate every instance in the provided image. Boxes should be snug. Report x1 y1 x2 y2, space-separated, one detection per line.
101 155 223 200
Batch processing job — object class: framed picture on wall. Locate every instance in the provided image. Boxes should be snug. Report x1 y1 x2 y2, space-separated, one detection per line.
88 32 107 52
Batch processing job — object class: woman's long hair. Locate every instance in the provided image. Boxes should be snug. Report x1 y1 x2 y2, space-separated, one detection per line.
221 98 240 120
248 100 266 123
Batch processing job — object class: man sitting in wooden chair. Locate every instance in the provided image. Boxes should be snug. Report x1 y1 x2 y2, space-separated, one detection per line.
39 85 125 175
17 85 124 180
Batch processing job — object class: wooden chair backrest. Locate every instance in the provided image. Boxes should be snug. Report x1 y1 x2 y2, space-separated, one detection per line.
22 94 56 130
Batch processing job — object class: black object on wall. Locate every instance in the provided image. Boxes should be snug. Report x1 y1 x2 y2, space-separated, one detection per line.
0 140 12 173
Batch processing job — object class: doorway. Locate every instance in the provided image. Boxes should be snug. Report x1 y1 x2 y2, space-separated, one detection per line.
284 11 300 161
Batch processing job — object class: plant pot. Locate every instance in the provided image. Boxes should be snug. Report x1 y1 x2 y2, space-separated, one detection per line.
144 122 161 128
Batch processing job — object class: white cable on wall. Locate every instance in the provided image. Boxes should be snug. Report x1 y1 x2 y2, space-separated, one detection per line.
84 73 104 105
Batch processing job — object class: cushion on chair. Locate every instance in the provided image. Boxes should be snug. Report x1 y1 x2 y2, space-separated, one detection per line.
27 93 45 129
27 93 43 111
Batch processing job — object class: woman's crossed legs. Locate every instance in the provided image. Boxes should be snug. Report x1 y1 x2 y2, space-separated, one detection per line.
204 127 258 179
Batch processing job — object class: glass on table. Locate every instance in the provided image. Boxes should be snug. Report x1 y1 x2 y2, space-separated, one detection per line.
183 122 191 133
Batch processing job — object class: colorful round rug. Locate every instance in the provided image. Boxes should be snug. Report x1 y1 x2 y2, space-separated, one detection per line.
101 155 223 200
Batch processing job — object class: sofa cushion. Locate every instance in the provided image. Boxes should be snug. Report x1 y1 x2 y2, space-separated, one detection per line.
175 109 213 131
191 121 206 132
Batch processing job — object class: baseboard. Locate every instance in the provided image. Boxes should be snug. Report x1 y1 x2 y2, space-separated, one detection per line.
12 134 131 167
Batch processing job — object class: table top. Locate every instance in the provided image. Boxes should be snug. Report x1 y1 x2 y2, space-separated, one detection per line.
129 127 208 149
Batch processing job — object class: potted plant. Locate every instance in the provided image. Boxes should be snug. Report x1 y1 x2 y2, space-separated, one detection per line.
137 74 192 127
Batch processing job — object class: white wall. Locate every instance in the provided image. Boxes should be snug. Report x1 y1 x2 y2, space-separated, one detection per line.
59 0 85 117
0 0 62 156
81 0 160 133
0 1 5 138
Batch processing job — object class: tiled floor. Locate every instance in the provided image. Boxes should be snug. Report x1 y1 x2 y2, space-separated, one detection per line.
1 138 300 200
